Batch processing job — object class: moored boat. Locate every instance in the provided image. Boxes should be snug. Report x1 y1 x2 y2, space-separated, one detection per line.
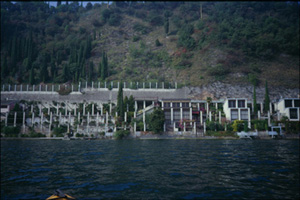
46 189 76 200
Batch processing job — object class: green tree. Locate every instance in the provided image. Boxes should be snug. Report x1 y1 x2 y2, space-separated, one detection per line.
101 51 108 80
29 66 34 85
88 61 94 82
264 80 270 113
148 108 165 134
124 96 129 112
164 17 169 35
117 83 124 121
253 85 258 115
128 95 135 112
1 55 8 79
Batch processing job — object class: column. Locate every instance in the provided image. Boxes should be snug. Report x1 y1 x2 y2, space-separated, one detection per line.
39 84 41 91
277 112 280 121
175 82 177 89
83 103 86 116
134 122 137 135
78 84 81 92
8 84 11 91
87 112 90 129
52 84 54 92
65 104 67 116
143 82 145 89
39 105 42 116
134 111 136 118
46 85 47 92
190 106 192 122
32 112 35 127
135 101 138 112
203 122 206 135
27 84 29 91
258 111 261 120
194 122 196 134
92 81 94 89
144 122 146 132
200 111 203 125
125 112 127 122
268 111 271 127
164 123 166 132
137 82 139 88
100 103 103 115
40 113 43 130
5 112 8 126
216 103 218 110
14 112 17 127
56 104 59 115
49 112 52 136
124 82 126 89
173 122 176 132
68 112 71 126
260 103 263 114
162 101 164 111
209 111 212 121
219 111 221 124
106 112 109 125
31 105 33 113
109 103 112 115
22 112 25 127
33 85 35 92
48 107 50 115
74 105 77 116
105 82 107 88
86 81 87 89
184 122 186 132
270 102 273 114
162 82 164 89
98 82 100 89
143 110 145 124
180 103 183 121
143 101 146 109
118 82 119 89
59 112 61 127
170 102 173 122
96 112 99 126
156 82 158 89
78 112 80 125
248 108 251 128
238 109 241 120
20 84 22 92
92 103 94 116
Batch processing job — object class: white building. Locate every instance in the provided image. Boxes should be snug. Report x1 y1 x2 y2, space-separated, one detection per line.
275 98 300 121
223 98 251 126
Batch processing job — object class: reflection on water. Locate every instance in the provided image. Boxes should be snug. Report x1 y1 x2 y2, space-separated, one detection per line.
1 140 299 199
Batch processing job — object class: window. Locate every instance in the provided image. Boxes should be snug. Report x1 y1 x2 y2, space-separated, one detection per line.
183 110 190 119
182 102 189 108
173 103 180 108
238 100 245 108
164 111 171 120
290 109 298 119
229 100 236 108
173 110 181 121
285 100 293 108
294 100 300 107
164 103 170 108
231 109 238 120
241 109 248 120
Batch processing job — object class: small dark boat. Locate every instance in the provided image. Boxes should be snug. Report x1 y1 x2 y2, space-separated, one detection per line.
46 189 76 200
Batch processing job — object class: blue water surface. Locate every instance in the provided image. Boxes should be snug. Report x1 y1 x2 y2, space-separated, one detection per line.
1 139 299 199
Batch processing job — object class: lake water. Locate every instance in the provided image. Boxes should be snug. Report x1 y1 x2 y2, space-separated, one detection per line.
1 139 299 200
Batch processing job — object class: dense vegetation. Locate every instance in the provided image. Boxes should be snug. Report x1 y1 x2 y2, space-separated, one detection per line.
1 2 299 88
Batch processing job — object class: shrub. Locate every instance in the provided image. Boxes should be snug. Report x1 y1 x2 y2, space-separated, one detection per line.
58 86 72 95
132 35 140 42
114 130 130 139
2 126 21 137
155 39 162 46
52 126 67 136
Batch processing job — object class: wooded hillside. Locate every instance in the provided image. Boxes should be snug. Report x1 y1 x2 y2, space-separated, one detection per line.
1 2 299 88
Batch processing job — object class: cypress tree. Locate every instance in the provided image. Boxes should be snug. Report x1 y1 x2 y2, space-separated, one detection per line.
164 17 169 35
41 56 48 83
62 64 68 82
253 85 258 115
98 62 102 78
1 55 8 79
128 95 135 112
117 83 124 121
124 96 129 112
29 66 34 85
88 61 94 82
264 80 270 113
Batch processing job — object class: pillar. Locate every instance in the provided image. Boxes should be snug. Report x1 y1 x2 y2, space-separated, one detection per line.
27 85 29 91
268 111 271 127
118 82 119 89
134 122 137 135
48 107 50 115
23 112 25 127
40 113 43 130
174 122 176 132
72 85 73 92
65 104 67 116
137 82 139 88
125 112 127 122
87 112 90 127
156 82 158 89
14 112 17 127
194 122 196 134
175 82 177 89
270 102 273 114
49 112 52 136
238 109 241 120
143 110 145 123
219 111 221 124
8 84 11 91
143 82 145 89
248 109 251 128
58 85 60 91
105 82 107 88
69 112 71 126
203 122 206 135
106 112 109 125
260 103 263 114
200 111 203 125
39 84 41 91
162 101 164 111
209 111 212 121
164 123 166 132
101 103 103 115
134 111 136 118
52 84 54 92
184 122 186 132
144 122 146 132
46 85 47 92
32 112 35 127
5 112 8 126
162 82 164 89
78 84 80 92
109 103 112 114
277 112 280 121
59 112 61 127
33 85 35 92
258 111 261 120
74 105 77 116
78 112 80 125
98 82 100 89
170 102 173 122
39 105 42 116
124 82 126 89
190 106 192 122
86 81 87 89
180 103 183 121
135 101 138 112
96 112 99 126
92 81 94 89
56 104 59 115
143 101 146 109
83 103 86 116
31 105 33 113
92 103 94 116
